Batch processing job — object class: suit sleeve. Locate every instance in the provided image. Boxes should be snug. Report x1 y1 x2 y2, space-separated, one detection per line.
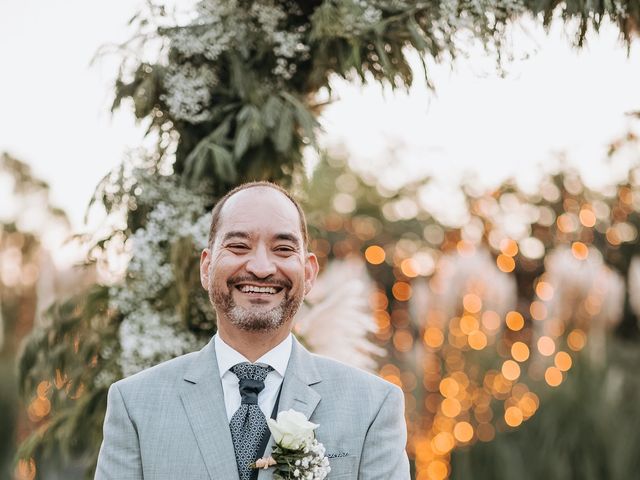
95 383 143 480
359 384 411 479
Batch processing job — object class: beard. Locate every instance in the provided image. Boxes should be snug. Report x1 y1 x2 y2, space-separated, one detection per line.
209 274 303 332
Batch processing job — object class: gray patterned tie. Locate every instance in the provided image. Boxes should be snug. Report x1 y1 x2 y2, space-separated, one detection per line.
229 362 274 480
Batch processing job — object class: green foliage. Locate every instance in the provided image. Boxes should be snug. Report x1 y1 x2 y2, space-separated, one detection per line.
16 1 640 477
170 236 217 332
0 362 19 479
451 341 640 479
523 0 640 46
1 154 72 477
109 0 533 194
17 285 118 474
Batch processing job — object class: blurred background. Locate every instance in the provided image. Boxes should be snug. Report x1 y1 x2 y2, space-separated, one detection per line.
2 1 640 479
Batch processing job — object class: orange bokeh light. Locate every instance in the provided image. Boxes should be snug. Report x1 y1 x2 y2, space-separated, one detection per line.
606 227 621 245
393 330 414 352
453 421 474 443
530 301 547 320
364 245 386 264
537 336 556 356
400 258 419 277
554 351 573 371
511 341 530 362
481 310 501 331
505 311 524 331
579 209 596 227
463 293 482 313
567 329 587 351
557 213 577 233
571 242 589 260
459 315 479 334
424 327 444 349
392 282 412 301
497 254 515 272
426 459 449 480
441 398 462 418
499 238 519 257
432 432 455 455
535 281 554 301
374 310 390 329
545 366 563 387
502 360 521 381
505 406 524 427
468 330 488 350
439 377 460 398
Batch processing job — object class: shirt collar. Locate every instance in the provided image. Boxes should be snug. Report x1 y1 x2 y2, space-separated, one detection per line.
214 332 292 378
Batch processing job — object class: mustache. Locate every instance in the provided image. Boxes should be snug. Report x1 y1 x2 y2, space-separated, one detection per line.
227 275 292 289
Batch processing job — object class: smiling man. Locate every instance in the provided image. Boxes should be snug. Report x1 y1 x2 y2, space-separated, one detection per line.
95 182 410 480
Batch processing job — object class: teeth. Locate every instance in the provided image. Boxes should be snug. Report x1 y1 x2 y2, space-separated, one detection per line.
240 285 278 294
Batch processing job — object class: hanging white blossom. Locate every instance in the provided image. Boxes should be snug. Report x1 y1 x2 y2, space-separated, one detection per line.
161 0 312 122
161 63 219 124
109 183 212 378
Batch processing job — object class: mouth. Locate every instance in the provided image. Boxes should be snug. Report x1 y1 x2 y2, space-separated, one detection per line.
234 284 285 296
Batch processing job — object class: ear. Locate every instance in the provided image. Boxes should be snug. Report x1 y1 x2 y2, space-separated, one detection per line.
303 252 320 295
199 248 211 290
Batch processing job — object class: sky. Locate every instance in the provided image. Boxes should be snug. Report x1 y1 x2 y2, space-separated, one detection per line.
1 1 640 232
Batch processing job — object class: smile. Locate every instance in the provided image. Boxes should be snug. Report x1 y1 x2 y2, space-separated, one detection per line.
236 285 283 295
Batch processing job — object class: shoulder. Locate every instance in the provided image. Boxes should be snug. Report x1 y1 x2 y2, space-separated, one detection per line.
309 352 401 400
112 349 201 397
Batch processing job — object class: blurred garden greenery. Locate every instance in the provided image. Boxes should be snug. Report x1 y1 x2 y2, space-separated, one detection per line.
3 1 640 479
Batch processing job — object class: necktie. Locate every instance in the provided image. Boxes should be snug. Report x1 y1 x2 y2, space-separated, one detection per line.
229 362 274 480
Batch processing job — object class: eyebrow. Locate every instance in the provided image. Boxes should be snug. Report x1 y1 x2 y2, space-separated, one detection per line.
222 231 251 242
274 233 301 247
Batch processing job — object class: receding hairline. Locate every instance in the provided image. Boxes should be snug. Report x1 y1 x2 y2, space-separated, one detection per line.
207 182 309 249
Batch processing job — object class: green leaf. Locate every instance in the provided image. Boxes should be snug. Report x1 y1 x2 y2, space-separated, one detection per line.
234 120 252 158
262 95 284 129
273 103 294 153
209 144 236 182
281 92 319 147
374 38 395 83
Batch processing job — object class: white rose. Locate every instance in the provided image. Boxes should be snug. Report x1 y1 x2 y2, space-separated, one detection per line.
267 409 318 450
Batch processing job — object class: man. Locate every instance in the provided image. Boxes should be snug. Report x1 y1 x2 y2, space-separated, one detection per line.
95 182 410 479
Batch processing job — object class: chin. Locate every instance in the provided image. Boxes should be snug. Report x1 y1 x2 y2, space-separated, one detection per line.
226 305 288 332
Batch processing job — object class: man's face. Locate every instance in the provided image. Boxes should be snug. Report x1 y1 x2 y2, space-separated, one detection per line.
199 187 318 333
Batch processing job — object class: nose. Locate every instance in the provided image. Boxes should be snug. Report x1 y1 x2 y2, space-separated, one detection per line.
245 245 277 278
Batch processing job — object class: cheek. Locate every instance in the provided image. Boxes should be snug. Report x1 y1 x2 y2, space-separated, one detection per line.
208 264 228 289
282 258 307 283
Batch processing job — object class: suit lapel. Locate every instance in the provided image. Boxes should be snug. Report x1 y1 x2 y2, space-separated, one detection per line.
258 337 322 480
179 339 240 480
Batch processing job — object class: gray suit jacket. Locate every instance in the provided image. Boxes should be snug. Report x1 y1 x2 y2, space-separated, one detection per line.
95 336 410 479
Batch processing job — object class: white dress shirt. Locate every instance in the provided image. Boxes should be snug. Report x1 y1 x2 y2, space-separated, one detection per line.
214 333 292 421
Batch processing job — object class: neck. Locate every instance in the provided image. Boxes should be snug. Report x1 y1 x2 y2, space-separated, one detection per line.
217 323 291 362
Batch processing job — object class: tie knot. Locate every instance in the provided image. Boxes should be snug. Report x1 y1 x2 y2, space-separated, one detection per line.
231 363 274 405
230 362 273 381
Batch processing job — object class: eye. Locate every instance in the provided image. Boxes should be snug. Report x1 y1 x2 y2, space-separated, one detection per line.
227 243 250 251
275 245 296 254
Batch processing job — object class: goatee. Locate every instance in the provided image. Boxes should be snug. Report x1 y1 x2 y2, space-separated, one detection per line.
209 276 302 332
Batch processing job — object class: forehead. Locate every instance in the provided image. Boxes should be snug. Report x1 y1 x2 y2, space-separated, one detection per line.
217 187 302 239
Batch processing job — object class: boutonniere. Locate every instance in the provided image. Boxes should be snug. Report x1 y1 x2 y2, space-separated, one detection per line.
252 409 331 480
